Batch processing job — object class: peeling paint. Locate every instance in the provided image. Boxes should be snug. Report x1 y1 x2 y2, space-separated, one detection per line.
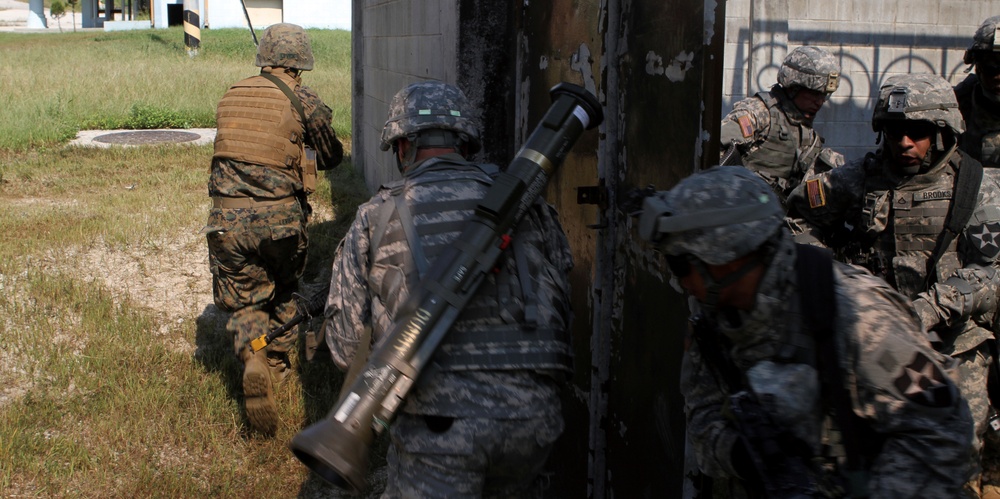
645 50 695 82
571 43 598 97
703 0 718 45
539 55 549 69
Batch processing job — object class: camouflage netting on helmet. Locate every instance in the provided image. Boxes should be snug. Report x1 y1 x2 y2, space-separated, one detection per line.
255 23 314 71
379 80 482 153
643 166 784 265
871 73 965 136
777 46 841 94
965 15 1000 65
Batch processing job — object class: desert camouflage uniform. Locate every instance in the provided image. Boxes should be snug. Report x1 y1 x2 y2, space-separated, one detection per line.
788 88 1000 494
638 166 974 497
207 65 343 359
324 152 573 497
205 24 344 380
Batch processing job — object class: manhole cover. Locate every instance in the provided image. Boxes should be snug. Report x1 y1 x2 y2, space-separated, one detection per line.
92 130 202 145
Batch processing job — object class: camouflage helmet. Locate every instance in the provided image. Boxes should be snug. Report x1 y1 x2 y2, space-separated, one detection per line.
255 23 314 71
637 166 784 265
379 80 481 154
777 46 841 94
871 74 964 136
964 15 1000 65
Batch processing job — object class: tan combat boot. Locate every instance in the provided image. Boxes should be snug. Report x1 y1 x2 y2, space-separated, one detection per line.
242 349 278 434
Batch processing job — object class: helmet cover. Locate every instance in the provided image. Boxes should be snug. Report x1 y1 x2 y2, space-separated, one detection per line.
777 46 841 94
255 23 314 71
379 80 481 153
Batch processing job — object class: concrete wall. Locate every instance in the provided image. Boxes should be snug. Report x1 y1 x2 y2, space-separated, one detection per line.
353 0 459 188
724 0 997 161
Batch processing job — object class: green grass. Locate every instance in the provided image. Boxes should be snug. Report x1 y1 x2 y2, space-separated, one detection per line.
0 28 383 497
0 27 352 152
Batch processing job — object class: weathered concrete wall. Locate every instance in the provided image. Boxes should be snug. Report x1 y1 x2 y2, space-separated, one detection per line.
353 0 459 189
724 0 997 161
354 1 724 497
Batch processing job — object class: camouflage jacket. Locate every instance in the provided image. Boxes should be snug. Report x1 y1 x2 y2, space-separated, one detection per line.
323 153 574 418
787 148 1000 355
208 67 344 200
682 235 973 497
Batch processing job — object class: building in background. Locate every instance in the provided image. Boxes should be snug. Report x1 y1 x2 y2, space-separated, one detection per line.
70 0 350 30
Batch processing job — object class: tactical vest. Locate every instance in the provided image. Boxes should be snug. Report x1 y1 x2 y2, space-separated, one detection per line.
959 84 1000 167
367 156 574 374
741 89 823 187
856 155 963 297
213 73 304 172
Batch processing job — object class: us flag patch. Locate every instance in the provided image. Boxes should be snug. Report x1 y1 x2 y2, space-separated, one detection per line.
806 178 826 208
737 115 754 138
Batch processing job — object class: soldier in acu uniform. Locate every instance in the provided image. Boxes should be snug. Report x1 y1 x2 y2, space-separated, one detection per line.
720 46 845 207
323 81 574 497
956 15 1000 168
204 23 344 435
638 166 973 498
789 73 1000 497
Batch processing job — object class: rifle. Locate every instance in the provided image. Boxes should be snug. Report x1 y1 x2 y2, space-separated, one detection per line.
729 390 823 499
288 82 603 492
249 283 329 354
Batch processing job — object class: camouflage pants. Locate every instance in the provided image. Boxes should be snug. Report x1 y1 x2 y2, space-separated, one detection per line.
205 203 307 356
955 342 994 495
382 412 563 498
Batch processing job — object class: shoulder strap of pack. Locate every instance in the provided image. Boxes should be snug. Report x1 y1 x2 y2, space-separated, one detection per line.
794 244 868 489
924 152 983 287
259 72 309 140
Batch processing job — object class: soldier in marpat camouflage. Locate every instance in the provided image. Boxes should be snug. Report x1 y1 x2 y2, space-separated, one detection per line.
720 46 845 206
638 166 973 498
323 80 574 496
204 23 344 435
956 15 1000 168
788 73 1000 497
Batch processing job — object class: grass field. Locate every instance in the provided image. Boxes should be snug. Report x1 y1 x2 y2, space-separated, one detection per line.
0 26 351 152
0 27 385 497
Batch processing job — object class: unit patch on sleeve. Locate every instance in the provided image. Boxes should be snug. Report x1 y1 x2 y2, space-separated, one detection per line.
968 222 1000 259
892 352 952 408
737 115 754 139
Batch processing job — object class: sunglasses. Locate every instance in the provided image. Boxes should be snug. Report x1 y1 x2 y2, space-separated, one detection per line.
882 121 937 141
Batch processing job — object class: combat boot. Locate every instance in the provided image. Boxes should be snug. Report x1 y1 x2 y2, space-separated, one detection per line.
266 351 291 386
242 350 278 434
